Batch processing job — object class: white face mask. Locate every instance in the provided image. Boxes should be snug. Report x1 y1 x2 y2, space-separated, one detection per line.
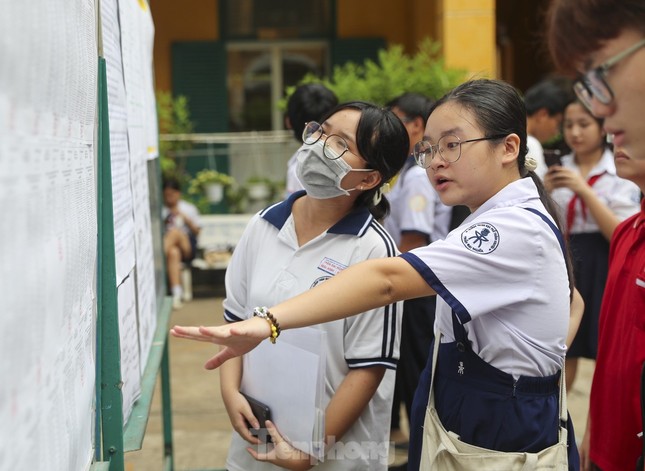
295 140 371 199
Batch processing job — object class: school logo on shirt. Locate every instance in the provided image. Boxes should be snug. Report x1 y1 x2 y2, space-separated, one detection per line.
461 222 500 254
408 195 427 212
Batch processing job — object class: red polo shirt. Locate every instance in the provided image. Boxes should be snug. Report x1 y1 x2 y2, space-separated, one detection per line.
589 198 645 471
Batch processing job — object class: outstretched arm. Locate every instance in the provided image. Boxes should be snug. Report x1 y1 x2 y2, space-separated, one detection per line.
171 256 432 368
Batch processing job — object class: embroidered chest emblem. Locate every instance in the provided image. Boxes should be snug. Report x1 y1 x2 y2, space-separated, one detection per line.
461 222 500 254
458 361 465 375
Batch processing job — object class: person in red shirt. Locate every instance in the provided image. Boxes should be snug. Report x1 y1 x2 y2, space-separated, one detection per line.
547 2 645 470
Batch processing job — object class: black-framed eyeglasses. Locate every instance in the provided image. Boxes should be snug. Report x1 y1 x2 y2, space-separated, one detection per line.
302 121 357 161
574 38 645 111
413 134 506 168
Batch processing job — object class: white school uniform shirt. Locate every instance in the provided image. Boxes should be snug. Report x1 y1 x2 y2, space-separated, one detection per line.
223 191 402 471
161 200 202 235
401 178 569 379
384 157 452 245
550 148 641 234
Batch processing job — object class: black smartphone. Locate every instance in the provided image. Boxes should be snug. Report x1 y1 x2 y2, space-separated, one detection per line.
241 392 273 443
544 149 562 167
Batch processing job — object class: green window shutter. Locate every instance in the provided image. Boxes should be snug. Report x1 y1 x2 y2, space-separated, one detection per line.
171 41 230 213
330 37 386 67
172 41 228 133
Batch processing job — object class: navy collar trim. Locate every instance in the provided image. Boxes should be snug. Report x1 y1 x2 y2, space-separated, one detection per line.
260 190 374 236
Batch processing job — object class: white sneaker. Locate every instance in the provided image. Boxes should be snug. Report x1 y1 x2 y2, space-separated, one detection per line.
173 295 183 310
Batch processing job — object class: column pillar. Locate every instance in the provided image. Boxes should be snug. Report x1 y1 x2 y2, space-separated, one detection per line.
434 0 497 79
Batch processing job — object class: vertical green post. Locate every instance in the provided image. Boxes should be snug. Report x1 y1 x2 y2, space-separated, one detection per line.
156 157 175 471
161 342 175 470
97 56 125 471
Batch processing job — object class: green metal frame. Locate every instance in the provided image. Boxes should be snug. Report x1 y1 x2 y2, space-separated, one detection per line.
96 56 178 471
123 298 174 457
97 56 126 471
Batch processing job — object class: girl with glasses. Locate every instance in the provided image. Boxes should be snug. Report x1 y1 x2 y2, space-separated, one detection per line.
216 101 408 470
172 80 583 470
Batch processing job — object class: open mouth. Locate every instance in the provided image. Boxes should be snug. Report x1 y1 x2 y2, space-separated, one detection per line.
434 176 451 189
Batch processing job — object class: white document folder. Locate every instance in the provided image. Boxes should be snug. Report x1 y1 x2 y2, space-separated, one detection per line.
240 326 327 461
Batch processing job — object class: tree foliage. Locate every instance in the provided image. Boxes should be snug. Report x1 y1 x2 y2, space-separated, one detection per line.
283 39 467 107
156 90 194 176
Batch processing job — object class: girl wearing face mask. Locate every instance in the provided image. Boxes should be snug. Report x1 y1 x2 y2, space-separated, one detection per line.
218 101 409 471
544 100 641 393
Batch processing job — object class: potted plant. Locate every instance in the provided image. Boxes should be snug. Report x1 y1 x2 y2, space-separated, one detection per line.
188 169 236 210
244 176 282 202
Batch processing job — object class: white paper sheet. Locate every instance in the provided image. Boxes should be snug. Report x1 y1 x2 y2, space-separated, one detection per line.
0 1 98 469
101 0 136 284
119 0 158 375
241 327 327 460
118 273 142 423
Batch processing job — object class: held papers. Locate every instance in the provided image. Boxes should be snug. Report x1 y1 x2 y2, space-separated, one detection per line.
241 327 327 461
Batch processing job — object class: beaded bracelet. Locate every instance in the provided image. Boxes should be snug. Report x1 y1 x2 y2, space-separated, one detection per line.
253 306 281 344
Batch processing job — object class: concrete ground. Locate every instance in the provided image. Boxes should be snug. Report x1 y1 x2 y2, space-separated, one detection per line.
124 292 594 471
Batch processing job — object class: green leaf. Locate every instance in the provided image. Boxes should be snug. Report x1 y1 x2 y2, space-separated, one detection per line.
283 39 466 106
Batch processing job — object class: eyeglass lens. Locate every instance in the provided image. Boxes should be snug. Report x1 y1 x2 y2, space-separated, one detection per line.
414 135 462 168
303 122 323 144
575 74 613 109
323 136 348 160
302 122 349 160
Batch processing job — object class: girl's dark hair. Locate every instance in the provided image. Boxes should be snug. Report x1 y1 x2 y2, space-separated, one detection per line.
547 0 645 75
432 79 575 297
162 176 182 191
320 101 409 220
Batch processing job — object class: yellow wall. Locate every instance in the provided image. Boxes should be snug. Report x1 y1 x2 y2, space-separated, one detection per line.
336 0 496 78
435 0 497 79
337 0 439 53
337 1 414 52
150 0 219 91
150 0 497 92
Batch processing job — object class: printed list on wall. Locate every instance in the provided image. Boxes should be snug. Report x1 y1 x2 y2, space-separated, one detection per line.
0 1 98 470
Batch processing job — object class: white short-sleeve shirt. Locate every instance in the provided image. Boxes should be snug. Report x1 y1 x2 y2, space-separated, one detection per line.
550 148 641 234
162 199 201 235
384 158 452 245
224 191 402 471
401 178 570 379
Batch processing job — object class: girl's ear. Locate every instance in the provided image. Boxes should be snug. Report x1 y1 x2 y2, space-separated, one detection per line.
501 133 521 165
359 170 383 191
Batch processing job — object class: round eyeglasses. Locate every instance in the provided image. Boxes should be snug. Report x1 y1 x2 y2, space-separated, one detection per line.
574 38 645 111
302 121 354 160
413 134 506 168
